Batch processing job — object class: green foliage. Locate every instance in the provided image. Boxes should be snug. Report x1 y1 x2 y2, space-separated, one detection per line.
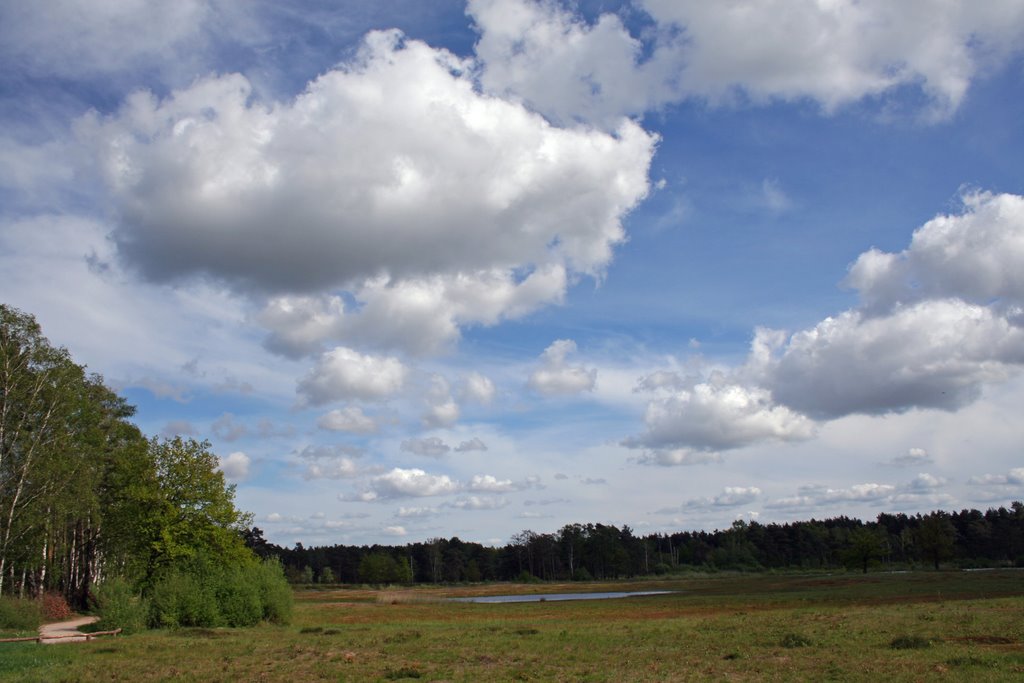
359 553 406 584
889 635 932 649
256 559 294 624
93 577 149 634
149 569 219 628
147 554 292 628
571 567 593 581
144 437 254 579
0 596 42 631
779 633 813 648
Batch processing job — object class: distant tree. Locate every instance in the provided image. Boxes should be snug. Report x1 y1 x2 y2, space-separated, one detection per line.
319 566 335 584
916 512 956 570
844 527 887 573
359 553 403 584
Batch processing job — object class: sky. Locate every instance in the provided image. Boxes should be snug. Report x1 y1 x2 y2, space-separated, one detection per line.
2 0 1024 548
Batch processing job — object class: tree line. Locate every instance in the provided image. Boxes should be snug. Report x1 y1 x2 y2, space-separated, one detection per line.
251 504 1024 585
1 304 290 628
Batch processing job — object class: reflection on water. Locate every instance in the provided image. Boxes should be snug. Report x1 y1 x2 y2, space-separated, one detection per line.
450 590 674 603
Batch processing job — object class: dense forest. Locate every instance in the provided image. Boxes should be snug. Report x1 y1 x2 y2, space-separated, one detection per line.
1 304 290 629
252 504 1024 585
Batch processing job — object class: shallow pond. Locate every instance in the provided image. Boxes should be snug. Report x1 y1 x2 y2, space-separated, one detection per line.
450 590 674 603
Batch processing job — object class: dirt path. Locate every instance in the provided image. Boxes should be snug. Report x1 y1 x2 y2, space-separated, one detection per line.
38 615 99 644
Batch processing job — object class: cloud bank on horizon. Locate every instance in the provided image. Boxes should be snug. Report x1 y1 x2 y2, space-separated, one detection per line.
2 0 1023 546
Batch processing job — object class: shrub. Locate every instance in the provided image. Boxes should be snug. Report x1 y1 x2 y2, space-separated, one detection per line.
253 558 293 625
215 565 263 627
890 635 931 650
780 633 813 648
147 555 292 628
0 596 42 631
149 569 221 628
93 578 149 634
571 567 592 581
40 592 72 621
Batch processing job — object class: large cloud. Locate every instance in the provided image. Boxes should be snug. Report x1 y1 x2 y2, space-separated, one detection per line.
470 0 1024 125
626 381 814 452
629 191 1024 458
845 192 1024 312
767 299 1024 419
79 29 654 358
469 0 681 127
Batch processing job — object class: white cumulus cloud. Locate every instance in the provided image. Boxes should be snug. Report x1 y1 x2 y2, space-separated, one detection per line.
297 347 406 406
218 450 250 481
79 29 655 355
317 406 378 434
528 339 597 396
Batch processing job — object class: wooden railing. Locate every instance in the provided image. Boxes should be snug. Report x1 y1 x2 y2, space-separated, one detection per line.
0 628 122 644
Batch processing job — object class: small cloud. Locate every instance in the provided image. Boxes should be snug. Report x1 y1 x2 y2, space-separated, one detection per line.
886 447 933 467
318 406 378 434
296 444 364 480
447 496 510 510
634 370 688 393
212 375 254 395
528 339 596 396
212 413 248 442
396 506 439 518
256 418 295 438
524 497 571 506
383 526 407 537
363 467 459 499
401 436 451 458
127 377 190 403
455 437 488 452
461 372 495 404
581 477 607 486
161 420 196 438
760 177 792 212
634 449 723 467
681 486 761 510
218 451 251 481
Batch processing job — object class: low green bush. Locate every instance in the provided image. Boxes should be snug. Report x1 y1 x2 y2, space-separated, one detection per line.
148 555 293 628
254 558 293 624
149 568 221 628
0 596 42 631
889 635 931 650
93 577 149 634
780 633 813 648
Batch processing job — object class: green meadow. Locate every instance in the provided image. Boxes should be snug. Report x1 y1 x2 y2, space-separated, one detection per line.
3 570 1023 682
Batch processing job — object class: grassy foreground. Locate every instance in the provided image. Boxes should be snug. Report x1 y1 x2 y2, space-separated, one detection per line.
2 570 1023 681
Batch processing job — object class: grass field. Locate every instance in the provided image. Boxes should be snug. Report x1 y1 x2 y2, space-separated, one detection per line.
2 570 1022 681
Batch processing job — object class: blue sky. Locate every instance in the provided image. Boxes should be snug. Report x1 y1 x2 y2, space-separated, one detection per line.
3 0 1024 547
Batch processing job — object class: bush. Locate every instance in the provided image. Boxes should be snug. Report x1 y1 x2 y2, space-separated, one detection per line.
0 596 42 631
571 567 592 581
148 555 293 628
780 633 813 648
890 635 931 650
253 558 293 625
40 592 72 621
93 578 149 634
149 569 221 628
